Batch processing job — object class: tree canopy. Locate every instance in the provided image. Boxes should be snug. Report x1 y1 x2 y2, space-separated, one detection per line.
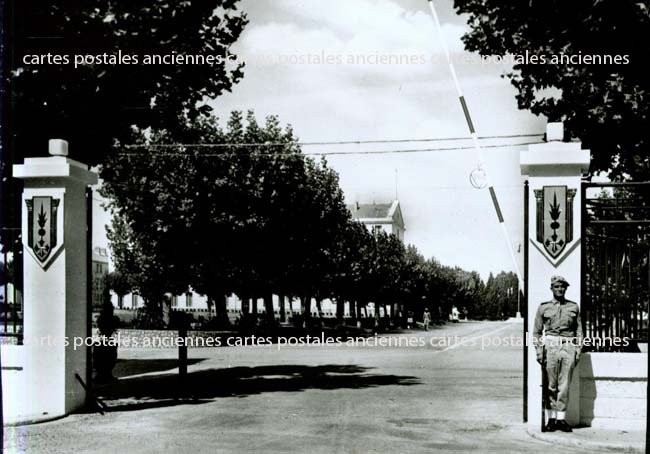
5 0 247 162
454 0 649 180
101 109 515 327
1 0 248 246
101 111 354 324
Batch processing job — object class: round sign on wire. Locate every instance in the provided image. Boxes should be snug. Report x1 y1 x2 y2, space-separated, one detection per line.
469 167 488 189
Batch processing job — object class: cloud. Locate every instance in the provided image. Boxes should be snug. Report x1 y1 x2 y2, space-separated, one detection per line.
232 0 470 88
272 0 466 53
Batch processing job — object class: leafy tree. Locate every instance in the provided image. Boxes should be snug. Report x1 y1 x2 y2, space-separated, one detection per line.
105 213 187 327
328 220 375 323
190 111 308 326
1 0 248 247
391 244 427 322
286 156 352 320
104 271 133 309
480 271 517 320
350 226 380 321
423 259 453 321
450 268 485 320
372 231 407 320
454 0 649 179
103 115 226 324
102 109 356 328
5 0 247 163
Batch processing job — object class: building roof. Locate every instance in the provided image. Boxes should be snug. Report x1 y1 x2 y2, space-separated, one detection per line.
348 202 393 219
92 246 109 264
348 200 405 229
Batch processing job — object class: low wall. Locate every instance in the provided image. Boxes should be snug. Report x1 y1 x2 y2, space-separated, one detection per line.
91 328 236 348
2 342 90 425
578 353 647 431
1 345 26 424
1 344 61 425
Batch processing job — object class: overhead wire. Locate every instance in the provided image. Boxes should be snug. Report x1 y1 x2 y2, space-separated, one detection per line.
114 141 541 158
116 133 544 149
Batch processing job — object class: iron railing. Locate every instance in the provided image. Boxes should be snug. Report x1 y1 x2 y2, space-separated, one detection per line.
581 182 650 351
1 230 23 345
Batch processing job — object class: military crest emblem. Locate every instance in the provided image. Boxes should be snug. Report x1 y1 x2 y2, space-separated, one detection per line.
26 196 61 268
534 186 576 261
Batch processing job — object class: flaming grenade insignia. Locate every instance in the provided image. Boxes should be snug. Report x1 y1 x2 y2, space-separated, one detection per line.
535 186 576 259
545 192 564 254
26 197 60 265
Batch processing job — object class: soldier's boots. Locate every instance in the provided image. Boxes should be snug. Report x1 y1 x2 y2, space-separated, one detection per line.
544 418 557 432
555 420 573 432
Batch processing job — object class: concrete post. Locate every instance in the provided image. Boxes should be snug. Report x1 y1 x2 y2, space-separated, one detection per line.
521 123 590 429
11 139 98 421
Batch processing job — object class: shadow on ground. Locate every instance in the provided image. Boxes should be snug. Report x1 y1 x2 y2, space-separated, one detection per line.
95 364 420 412
112 358 207 378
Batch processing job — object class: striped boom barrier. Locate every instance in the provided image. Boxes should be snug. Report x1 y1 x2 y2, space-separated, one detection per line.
426 0 523 287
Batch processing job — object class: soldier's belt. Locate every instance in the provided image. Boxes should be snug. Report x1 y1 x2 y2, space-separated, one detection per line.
544 335 579 345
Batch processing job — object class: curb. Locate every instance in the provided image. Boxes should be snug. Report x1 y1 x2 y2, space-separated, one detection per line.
3 413 68 427
527 427 645 453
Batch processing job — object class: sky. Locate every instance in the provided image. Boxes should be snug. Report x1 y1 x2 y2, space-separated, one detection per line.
203 0 548 279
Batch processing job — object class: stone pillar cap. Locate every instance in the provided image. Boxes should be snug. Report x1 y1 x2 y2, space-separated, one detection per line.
49 139 69 157
13 157 98 185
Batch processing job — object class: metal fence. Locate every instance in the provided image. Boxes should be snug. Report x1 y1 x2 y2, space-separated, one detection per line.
1 231 23 345
581 182 650 351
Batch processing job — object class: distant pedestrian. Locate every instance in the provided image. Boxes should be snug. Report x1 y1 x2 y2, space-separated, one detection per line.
423 308 431 331
534 275 582 433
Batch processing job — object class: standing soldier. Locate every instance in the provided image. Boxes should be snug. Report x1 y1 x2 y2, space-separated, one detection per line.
534 275 583 432
423 308 431 331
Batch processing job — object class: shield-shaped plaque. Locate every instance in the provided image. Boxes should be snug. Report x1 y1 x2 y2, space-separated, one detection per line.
535 186 576 259
26 196 60 266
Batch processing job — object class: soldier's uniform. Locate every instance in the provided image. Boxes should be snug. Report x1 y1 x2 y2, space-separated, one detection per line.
533 276 583 431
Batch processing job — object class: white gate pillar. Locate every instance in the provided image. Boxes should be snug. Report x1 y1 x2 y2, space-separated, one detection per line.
10 139 97 421
521 122 590 429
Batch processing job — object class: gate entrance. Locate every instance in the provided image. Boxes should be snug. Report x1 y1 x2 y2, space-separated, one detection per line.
582 182 650 351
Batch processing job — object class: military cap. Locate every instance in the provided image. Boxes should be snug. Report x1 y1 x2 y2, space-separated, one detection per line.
550 275 570 287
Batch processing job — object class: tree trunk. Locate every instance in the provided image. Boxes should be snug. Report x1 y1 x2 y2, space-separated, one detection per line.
214 294 230 327
300 295 308 316
264 293 275 324
241 295 249 315
315 298 323 318
279 294 286 323
356 300 363 328
252 297 258 315
162 294 172 327
336 298 344 320
307 294 312 318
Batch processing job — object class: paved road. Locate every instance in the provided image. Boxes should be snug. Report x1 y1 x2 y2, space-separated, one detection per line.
4 321 591 453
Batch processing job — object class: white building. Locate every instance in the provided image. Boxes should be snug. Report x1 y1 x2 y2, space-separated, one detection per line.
91 247 109 309
348 200 405 242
